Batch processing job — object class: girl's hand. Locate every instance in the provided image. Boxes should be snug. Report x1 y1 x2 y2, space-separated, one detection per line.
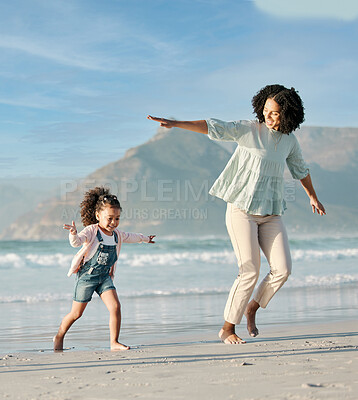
147 115 176 129
310 198 326 216
63 221 78 235
148 235 156 243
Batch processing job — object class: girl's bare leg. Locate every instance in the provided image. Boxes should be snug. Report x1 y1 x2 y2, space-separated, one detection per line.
219 321 246 344
245 299 260 337
53 301 88 351
100 289 130 351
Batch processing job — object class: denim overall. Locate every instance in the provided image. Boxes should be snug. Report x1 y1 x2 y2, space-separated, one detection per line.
73 229 118 303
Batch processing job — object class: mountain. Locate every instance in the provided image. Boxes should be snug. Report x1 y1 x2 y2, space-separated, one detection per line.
1 127 231 240
2 125 358 240
0 178 62 236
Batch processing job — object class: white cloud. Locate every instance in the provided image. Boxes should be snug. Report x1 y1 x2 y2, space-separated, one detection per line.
0 0 184 73
0 94 63 110
254 0 358 21
0 35 112 71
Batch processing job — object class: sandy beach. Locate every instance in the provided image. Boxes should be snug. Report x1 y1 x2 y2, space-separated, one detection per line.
1 320 357 400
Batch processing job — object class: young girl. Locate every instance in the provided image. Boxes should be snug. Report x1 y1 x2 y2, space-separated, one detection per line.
54 186 155 351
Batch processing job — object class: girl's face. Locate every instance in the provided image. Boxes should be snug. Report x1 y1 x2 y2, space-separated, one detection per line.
96 206 121 235
263 98 281 131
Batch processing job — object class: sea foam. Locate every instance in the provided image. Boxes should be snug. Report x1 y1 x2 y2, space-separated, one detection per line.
1 246 357 269
120 247 358 267
0 253 73 269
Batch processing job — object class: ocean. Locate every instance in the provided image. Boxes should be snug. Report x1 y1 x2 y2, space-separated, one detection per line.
1 234 357 354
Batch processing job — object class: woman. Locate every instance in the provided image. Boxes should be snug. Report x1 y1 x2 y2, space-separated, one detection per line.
147 84 326 344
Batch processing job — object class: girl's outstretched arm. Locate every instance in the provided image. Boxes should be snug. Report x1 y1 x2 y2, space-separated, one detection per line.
63 221 89 247
120 232 155 244
147 115 208 134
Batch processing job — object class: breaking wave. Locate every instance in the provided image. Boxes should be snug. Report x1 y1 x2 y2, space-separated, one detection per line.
0 246 357 270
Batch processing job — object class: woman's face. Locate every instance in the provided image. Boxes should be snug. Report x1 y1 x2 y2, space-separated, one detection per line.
96 206 120 235
263 98 281 131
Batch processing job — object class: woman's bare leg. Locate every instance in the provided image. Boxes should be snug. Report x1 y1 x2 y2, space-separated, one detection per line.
53 301 88 351
100 289 129 351
245 299 260 337
219 321 246 344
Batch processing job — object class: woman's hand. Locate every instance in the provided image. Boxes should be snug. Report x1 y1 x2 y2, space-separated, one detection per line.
300 174 326 216
148 235 156 243
147 115 208 134
147 115 177 128
63 221 78 235
310 198 326 215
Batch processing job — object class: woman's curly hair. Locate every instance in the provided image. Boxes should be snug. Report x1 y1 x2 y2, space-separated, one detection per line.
80 186 122 226
251 84 305 134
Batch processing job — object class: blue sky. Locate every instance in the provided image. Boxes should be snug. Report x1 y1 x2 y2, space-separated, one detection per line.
0 0 357 178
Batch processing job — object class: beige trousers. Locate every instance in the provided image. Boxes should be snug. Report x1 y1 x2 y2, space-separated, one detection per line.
224 203 292 325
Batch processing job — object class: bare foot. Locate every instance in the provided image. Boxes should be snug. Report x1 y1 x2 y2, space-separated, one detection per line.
53 335 64 352
245 301 259 337
111 342 130 351
219 328 246 344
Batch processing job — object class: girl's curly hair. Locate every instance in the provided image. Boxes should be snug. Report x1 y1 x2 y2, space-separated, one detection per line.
251 84 305 134
80 186 122 226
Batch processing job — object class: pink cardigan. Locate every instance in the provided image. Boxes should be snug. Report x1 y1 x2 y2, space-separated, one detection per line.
67 223 150 277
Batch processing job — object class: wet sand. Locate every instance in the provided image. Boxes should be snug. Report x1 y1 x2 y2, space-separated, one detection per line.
1 320 357 400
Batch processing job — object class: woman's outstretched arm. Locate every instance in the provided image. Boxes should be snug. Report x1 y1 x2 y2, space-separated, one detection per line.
300 174 326 215
147 115 208 134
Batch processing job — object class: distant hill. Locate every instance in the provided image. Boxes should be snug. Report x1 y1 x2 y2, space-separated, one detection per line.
0 178 63 236
2 124 358 240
